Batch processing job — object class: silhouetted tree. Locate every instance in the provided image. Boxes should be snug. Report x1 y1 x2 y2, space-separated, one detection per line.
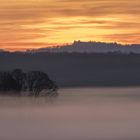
0 69 58 96
0 72 17 93
26 71 57 96
11 69 26 92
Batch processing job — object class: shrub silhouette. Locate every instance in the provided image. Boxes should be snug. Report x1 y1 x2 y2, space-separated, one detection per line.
0 72 17 92
0 69 58 96
26 71 57 96
12 69 26 92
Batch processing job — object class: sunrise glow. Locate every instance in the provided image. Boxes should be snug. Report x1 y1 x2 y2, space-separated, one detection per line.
0 0 140 51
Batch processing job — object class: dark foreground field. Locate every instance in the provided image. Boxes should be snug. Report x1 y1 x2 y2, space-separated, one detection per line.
0 52 140 87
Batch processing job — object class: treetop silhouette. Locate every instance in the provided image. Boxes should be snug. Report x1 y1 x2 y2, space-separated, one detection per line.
0 69 58 96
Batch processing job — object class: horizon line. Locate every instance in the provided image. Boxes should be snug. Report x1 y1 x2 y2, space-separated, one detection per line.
1 40 140 52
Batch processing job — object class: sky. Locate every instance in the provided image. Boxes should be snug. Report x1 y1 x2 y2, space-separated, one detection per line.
0 0 140 51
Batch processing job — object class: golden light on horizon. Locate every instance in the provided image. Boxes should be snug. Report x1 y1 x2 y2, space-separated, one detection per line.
0 0 140 51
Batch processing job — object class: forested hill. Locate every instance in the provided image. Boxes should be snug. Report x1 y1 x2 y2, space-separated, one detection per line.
27 41 140 53
1 52 140 87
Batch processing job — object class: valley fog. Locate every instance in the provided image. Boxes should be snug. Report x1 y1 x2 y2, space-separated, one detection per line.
0 87 140 140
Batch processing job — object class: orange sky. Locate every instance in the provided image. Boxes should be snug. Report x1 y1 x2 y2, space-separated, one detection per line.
0 0 140 51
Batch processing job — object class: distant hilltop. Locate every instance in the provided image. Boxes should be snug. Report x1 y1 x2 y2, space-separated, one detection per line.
1 41 140 54
27 41 140 54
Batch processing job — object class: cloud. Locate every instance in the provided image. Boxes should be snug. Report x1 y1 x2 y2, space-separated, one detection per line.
101 33 140 44
0 0 139 50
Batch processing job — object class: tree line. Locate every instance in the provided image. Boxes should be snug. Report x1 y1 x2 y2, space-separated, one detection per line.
0 69 58 96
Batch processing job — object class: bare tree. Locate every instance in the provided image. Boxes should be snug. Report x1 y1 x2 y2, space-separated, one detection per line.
0 69 58 96
26 71 57 96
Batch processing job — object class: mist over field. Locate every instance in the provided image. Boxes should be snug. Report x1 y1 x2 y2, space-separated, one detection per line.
0 87 140 140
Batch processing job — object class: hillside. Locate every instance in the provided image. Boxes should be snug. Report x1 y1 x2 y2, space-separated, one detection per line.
1 52 140 87
27 41 140 53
